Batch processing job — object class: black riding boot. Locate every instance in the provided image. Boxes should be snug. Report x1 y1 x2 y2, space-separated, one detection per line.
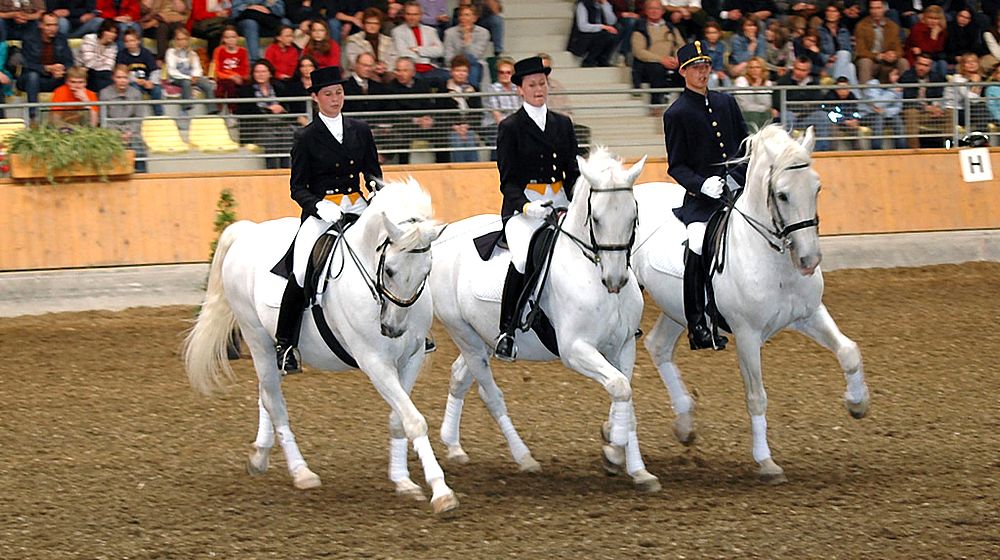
683 249 728 351
274 276 306 373
495 263 526 361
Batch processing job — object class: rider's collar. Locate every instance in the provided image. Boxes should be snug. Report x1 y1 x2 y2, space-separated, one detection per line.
523 103 547 131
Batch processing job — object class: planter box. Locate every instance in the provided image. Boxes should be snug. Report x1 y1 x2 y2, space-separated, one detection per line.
10 150 135 181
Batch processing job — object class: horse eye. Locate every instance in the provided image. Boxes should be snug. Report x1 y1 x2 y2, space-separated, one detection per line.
776 192 789 202
385 267 395 278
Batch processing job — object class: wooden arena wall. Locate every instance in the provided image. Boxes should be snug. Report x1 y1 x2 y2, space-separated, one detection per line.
1 148 998 271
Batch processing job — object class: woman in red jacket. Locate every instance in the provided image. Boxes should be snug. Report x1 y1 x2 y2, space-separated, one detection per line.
96 0 143 46
302 19 341 69
904 5 947 77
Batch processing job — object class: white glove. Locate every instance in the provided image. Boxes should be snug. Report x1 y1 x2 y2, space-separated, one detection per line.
522 200 552 220
314 200 343 223
700 176 725 199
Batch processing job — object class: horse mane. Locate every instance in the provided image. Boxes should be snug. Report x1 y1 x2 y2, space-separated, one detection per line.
366 177 436 251
726 125 812 194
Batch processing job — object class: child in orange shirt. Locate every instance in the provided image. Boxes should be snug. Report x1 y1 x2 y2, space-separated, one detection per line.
50 66 99 127
212 24 250 101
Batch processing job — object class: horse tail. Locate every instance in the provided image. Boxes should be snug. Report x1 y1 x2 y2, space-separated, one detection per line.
184 220 254 396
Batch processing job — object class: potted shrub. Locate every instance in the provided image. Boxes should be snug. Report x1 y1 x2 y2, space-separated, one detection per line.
6 125 135 183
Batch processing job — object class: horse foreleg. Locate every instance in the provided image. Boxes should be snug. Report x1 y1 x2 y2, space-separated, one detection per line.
734 332 786 484
366 359 458 514
440 355 473 465
793 304 870 419
644 314 696 445
247 397 274 476
387 353 432 501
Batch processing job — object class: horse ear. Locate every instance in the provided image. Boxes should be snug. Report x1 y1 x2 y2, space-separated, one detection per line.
381 211 404 243
625 155 647 185
800 126 817 153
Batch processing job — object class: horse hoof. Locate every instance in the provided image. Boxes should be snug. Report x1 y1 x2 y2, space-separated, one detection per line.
395 480 426 501
517 453 541 473
846 399 870 419
600 421 611 444
431 492 460 515
446 446 470 465
673 414 697 446
757 459 787 485
601 445 625 476
292 466 322 490
246 447 269 476
631 469 662 493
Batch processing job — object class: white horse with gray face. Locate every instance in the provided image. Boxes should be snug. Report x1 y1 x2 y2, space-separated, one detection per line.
183 180 458 514
429 149 661 492
631 125 871 482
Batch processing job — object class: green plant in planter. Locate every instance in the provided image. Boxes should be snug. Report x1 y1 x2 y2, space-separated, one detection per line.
7 125 128 183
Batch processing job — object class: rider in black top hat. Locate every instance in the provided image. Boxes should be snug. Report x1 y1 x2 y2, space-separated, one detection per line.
493 56 581 361
663 40 749 351
273 65 384 374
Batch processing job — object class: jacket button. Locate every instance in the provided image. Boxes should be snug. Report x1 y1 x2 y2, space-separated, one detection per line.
722 152 728 158
550 177 556 182
716 131 722 137
552 152 557 158
719 142 724 148
349 160 354 164
552 164 557 170
369 180 376 187
335 163 340 167
712 121 718 126
350 174 355 178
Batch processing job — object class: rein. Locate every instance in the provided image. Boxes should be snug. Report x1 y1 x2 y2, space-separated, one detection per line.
328 219 430 309
723 161 819 254
557 184 638 267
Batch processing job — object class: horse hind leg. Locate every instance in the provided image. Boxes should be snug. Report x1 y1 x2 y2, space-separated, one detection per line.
467 353 540 473
794 304 871 419
644 313 697 445
247 397 274 476
440 355 473 465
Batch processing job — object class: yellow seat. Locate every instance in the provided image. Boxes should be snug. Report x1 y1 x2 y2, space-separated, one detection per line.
140 116 190 154
188 116 240 153
0 117 26 144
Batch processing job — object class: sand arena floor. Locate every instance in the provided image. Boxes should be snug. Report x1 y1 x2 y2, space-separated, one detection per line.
1 263 998 559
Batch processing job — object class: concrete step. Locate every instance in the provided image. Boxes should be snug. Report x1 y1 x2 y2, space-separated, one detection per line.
555 66 632 85
506 50 577 67
504 1 576 19
578 115 663 134
505 34 568 54
505 17 573 38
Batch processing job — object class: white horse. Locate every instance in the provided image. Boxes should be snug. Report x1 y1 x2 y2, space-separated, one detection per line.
429 149 661 492
632 125 871 482
183 179 459 514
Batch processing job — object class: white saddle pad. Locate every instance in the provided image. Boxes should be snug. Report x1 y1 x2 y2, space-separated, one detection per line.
469 250 510 303
634 181 690 279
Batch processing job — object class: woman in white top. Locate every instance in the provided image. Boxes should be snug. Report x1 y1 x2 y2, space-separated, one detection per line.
164 27 216 114
78 19 119 93
343 7 397 83
733 56 773 129
944 52 989 129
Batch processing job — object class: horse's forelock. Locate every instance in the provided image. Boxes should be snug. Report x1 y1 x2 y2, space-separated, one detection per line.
367 178 435 251
743 125 811 175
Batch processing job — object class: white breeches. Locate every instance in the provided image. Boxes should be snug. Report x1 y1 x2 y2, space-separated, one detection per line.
687 221 707 256
292 198 368 286
504 185 569 273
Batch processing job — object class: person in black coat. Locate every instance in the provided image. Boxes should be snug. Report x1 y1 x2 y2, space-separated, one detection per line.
385 55 449 163
663 41 749 351
235 59 294 169
272 65 383 373
493 56 581 361
17 12 74 112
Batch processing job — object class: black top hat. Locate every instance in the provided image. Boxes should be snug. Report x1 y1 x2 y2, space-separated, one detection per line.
511 56 551 86
677 41 712 70
308 66 349 93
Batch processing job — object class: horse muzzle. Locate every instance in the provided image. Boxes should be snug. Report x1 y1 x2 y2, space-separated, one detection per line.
796 253 822 276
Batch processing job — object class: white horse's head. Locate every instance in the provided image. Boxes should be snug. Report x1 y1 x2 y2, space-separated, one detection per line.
366 178 446 338
574 148 646 293
745 125 822 276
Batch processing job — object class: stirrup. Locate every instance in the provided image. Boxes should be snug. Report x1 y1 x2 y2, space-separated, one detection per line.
494 332 517 362
424 337 437 354
275 344 302 374
688 324 727 351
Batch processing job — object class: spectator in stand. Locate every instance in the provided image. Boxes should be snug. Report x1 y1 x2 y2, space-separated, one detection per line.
344 8 397 83
140 0 189 62
733 55 772 129
100 64 147 171
763 19 794 79
264 24 299 84
443 54 482 162
452 0 503 56
328 0 365 42
854 0 908 84
188 0 230 59
0 0 44 41
717 0 775 34
49 66 98 126
164 26 215 114
78 18 118 93
418 0 449 38
793 29 825 80
609 0 641 65
49 0 104 38
900 52 947 148
18 12 73 117
231 0 286 62
443 3 490 88
663 0 705 40
343 51 388 113
567 0 619 68
96 0 142 44
630 0 684 108
839 0 862 33
944 8 984 75
701 20 731 87
117 28 163 115
374 0 405 33
862 68 905 149
0 39 13 106
820 75 864 149
786 0 820 25
728 15 766 79
818 2 857 86
887 0 918 30
235 59 289 168
302 19 339 69
984 62 1000 125
285 54 316 125
944 52 989 130
480 56 518 157
386 56 447 163
903 5 947 78
981 13 1000 76
771 56 832 150
392 1 450 82
212 24 249 102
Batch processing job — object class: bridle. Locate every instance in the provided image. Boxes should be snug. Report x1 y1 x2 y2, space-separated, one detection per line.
331 218 431 308
725 161 820 254
558 183 638 266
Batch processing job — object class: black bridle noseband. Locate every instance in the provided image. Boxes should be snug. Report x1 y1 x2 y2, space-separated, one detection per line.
330 219 431 309
557 184 638 266
725 161 820 254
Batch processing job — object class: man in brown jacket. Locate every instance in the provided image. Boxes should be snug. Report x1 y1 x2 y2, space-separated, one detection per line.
853 0 908 83
630 0 684 109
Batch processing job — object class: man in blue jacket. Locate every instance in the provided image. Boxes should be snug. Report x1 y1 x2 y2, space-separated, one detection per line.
17 11 74 118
